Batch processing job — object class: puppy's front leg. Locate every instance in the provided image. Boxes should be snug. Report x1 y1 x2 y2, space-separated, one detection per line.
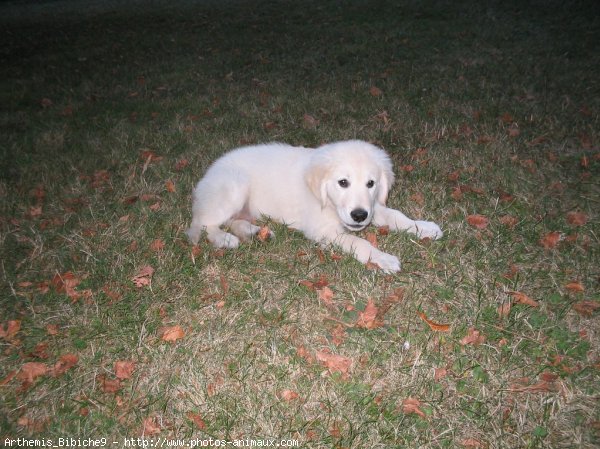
374 204 443 240
333 233 401 273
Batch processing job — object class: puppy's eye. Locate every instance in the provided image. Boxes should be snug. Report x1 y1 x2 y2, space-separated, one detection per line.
338 179 349 188
366 180 375 188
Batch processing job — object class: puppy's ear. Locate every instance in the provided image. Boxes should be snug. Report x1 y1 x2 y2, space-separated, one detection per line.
376 149 395 204
305 155 330 207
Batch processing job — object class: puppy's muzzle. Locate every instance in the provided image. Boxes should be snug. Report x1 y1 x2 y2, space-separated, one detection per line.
350 208 368 223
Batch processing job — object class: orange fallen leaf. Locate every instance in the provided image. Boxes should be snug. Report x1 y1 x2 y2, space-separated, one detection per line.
418 311 450 332
97 374 122 393
149 239 165 252
257 226 272 241
539 231 561 249
0 370 17 386
460 438 486 448
572 300 599 317
315 350 352 377
51 354 78 377
0 319 21 340
497 302 512 318
132 265 154 288
141 416 161 436
317 286 335 307
508 379 557 393
434 367 448 381
330 324 347 346
467 214 489 229
46 324 60 336
165 180 176 193
565 281 585 293
17 362 48 383
509 291 539 307
365 232 379 248
460 327 485 346
175 159 189 171
186 411 206 430
302 114 319 129
279 389 300 401
499 215 518 228
369 86 383 97
114 360 136 379
566 211 588 226
161 325 185 342
402 397 426 418
356 299 383 329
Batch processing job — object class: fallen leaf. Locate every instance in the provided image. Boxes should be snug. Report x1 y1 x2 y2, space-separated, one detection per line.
565 281 585 293
434 367 448 381
317 286 335 307
46 324 60 336
257 226 272 241
132 265 154 288
418 311 450 332
186 411 206 430
302 114 319 129
165 180 176 193
279 389 300 401
0 370 17 386
460 438 486 448
508 379 557 393
51 354 78 376
402 397 426 418
149 239 165 252
566 211 588 226
460 327 485 346
369 86 383 97
114 360 135 379
315 350 352 377
0 319 21 340
330 324 347 346
509 291 539 307
539 231 561 249
357 299 383 329
17 362 48 383
161 325 185 342
497 302 512 318
499 215 518 228
467 214 489 229
97 374 122 393
365 232 378 248
572 301 599 317
175 159 189 171
141 416 161 436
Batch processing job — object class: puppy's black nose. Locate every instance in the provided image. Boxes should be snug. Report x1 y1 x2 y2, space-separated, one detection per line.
350 208 368 223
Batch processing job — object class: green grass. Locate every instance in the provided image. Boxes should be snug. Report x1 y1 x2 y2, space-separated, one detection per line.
1 0 599 447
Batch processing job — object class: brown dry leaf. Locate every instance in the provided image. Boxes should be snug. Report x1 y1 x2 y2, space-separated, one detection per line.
369 86 383 97
317 286 335 307
114 360 136 379
507 124 520 137
565 281 585 293
161 325 185 343
46 324 60 336
434 367 448 381
97 374 122 393
1 370 17 386
302 113 319 129
499 215 518 228
186 411 206 430
497 302 512 318
149 239 165 252
460 438 487 448
466 214 489 229
315 350 352 377
17 362 48 383
52 271 84 301
330 324 347 346
132 265 154 288
566 211 588 226
509 291 539 307
460 327 485 346
165 180 176 193
508 379 557 393
402 397 426 418
356 299 383 329
0 319 21 340
257 226 272 241
279 389 300 402
365 232 379 248
141 416 161 436
51 354 78 377
572 300 599 317
175 159 189 171
418 311 450 332
539 231 561 249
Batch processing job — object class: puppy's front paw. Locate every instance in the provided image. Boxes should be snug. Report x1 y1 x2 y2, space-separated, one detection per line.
414 221 443 240
370 251 401 273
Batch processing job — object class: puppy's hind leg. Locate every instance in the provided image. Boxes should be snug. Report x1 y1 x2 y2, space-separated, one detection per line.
227 219 275 241
185 171 249 248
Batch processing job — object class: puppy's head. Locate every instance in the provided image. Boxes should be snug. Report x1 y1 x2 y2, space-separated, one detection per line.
305 140 394 231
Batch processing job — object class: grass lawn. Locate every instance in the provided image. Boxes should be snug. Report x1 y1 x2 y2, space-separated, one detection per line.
1 0 599 447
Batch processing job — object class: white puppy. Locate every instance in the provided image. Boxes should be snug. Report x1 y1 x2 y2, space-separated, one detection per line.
186 140 442 272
